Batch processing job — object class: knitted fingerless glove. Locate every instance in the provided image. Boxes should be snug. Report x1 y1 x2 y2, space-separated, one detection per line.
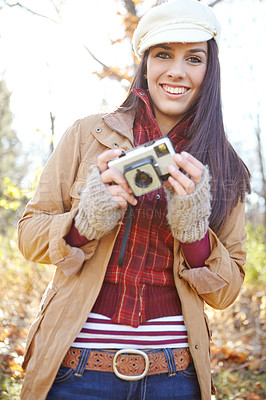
165 166 211 243
75 166 123 241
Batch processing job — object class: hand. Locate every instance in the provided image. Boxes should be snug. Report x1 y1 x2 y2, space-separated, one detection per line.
164 155 211 243
97 149 137 209
165 151 204 196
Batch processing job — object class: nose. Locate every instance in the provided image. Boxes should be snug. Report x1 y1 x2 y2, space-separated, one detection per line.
167 59 186 80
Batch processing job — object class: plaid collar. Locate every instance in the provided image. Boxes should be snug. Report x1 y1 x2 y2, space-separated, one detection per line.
132 88 191 151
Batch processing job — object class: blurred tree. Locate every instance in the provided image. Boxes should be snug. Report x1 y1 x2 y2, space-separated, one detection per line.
0 79 29 233
1 0 225 86
254 115 266 242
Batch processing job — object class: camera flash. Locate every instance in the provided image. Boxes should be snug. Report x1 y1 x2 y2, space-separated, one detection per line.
154 143 169 158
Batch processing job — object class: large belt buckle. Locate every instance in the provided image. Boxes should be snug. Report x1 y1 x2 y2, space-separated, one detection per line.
113 349 150 381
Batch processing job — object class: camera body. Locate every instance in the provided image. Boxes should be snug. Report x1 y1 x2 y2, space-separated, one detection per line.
108 137 176 196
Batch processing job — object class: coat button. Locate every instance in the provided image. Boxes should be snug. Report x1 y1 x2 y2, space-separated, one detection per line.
96 127 102 133
195 344 199 349
78 188 82 195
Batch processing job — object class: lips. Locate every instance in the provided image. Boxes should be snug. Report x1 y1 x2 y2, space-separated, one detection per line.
161 84 188 95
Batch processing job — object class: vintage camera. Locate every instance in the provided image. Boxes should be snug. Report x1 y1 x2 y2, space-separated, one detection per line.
108 137 176 196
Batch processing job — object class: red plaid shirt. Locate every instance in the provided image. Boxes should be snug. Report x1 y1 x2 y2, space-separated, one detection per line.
92 90 191 327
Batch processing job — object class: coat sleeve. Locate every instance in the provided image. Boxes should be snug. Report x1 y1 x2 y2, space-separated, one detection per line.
17 120 98 277
178 200 247 309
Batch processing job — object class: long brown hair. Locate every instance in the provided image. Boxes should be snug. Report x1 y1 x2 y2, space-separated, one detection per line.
118 39 251 233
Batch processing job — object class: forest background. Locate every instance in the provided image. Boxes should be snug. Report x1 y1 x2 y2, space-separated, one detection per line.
0 0 265 399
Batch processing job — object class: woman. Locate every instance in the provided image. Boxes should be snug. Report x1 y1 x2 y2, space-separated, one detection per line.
18 0 251 399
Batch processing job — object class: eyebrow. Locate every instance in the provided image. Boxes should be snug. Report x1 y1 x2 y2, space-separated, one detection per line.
188 48 208 57
154 44 208 57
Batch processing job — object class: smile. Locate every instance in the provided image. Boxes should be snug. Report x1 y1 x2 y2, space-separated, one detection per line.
161 85 188 95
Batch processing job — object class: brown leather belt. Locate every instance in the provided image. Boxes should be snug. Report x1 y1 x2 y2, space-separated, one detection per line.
62 347 192 381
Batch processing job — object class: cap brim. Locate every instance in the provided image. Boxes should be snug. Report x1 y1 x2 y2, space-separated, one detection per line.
138 29 212 56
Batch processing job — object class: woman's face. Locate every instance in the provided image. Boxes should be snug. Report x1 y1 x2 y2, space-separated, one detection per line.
146 42 208 133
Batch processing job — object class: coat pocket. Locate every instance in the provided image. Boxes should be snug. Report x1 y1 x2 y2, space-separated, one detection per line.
22 283 59 369
70 179 86 199
69 179 86 210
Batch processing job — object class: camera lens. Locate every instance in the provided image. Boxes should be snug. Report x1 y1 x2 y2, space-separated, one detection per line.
135 169 153 188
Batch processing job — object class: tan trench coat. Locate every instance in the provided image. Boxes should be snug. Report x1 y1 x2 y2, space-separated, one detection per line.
18 111 247 400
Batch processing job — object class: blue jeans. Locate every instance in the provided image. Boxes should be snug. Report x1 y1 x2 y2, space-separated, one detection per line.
46 349 201 400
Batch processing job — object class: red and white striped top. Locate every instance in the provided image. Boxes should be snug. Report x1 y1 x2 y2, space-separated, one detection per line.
72 313 188 349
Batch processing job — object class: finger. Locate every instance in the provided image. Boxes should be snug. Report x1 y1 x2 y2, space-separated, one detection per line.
97 149 123 173
108 185 137 208
168 164 195 194
181 152 204 170
168 176 188 196
173 152 203 185
101 168 132 193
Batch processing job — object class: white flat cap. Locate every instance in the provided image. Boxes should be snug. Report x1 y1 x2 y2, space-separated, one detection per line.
133 0 221 59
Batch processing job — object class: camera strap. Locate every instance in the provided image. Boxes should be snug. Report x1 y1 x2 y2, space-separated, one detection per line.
118 204 133 267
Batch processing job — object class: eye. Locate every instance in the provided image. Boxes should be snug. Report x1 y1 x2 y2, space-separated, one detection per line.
155 51 171 60
187 56 203 64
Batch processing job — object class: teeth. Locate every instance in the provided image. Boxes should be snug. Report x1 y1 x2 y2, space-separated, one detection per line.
163 85 187 94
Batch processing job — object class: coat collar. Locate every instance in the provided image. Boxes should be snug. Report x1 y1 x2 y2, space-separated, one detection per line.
103 110 136 146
